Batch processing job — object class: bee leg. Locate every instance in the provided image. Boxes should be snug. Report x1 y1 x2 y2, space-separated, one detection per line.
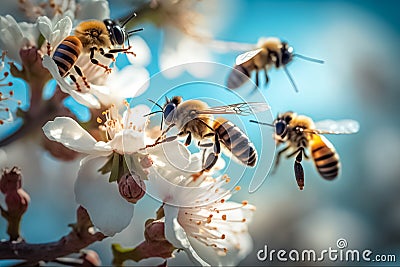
140 135 178 150
90 47 112 73
99 48 116 62
73 65 90 90
107 47 136 56
198 141 213 148
294 150 305 190
214 132 221 154
46 42 51 56
203 151 219 172
184 131 192 146
272 145 290 174
69 74 81 92
255 68 260 88
155 123 175 143
264 67 269 86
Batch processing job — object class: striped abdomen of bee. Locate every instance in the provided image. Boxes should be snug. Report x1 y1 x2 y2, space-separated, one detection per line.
52 36 83 77
227 64 252 89
310 135 340 180
213 118 257 167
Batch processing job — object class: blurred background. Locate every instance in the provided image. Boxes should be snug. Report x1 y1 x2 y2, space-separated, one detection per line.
1 0 400 266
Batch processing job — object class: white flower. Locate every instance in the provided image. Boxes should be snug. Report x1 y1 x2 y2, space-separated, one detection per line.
160 27 214 78
74 0 110 22
13 0 108 23
147 161 254 266
37 15 72 50
42 104 149 235
0 15 39 64
14 0 76 22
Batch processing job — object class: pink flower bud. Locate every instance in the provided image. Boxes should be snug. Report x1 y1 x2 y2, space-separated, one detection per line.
144 220 166 242
5 189 30 217
118 172 145 204
80 250 101 267
140 155 153 169
0 167 22 194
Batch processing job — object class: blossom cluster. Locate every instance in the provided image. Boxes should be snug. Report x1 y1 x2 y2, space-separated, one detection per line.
0 0 255 266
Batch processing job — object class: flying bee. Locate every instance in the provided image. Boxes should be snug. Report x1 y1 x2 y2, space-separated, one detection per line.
250 112 359 190
227 37 324 93
143 96 269 171
51 12 143 91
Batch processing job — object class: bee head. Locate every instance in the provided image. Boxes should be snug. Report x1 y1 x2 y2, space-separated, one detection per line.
163 96 182 125
275 111 294 137
103 19 126 46
281 42 294 65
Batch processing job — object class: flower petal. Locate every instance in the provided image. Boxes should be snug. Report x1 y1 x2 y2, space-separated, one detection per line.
91 66 150 107
108 129 145 154
126 36 151 67
42 55 101 109
164 205 210 266
42 117 110 156
76 0 110 21
147 140 191 172
122 105 150 131
75 156 134 236
37 16 52 41
51 16 72 46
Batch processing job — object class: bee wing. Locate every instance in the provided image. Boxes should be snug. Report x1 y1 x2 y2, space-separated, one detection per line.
206 40 258 53
307 120 360 135
195 102 270 116
235 48 263 65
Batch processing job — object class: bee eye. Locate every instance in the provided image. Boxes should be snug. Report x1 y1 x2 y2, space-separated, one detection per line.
163 103 176 124
111 26 125 45
275 121 287 136
281 43 293 65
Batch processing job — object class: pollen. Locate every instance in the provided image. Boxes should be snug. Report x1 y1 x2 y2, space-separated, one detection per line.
97 117 102 123
222 214 227 220
234 186 241 191
221 234 226 239
242 200 248 206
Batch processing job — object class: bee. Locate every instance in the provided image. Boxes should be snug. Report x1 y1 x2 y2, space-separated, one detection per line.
250 112 359 190
227 37 324 92
52 12 143 91
143 96 269 171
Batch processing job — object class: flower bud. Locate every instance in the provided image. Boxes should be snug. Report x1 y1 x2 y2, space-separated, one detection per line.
5 189 30 217
118 171 145 204
144 219 166 242
80 250 102 267
0 167 22 194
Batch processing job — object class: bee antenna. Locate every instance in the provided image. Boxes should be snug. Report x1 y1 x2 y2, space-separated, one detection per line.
121 12 137 28
160 114 164 131
293 54 325 64
249 120 274 127
143 110 164 117
127 28 144 35
147 99 163 110
283 67 299 93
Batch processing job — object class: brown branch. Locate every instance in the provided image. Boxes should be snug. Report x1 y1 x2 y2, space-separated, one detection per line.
0 206 106 265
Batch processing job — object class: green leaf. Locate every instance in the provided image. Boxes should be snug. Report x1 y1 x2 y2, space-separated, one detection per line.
98 154 114 175
37 34 46 49
109 153 121 183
